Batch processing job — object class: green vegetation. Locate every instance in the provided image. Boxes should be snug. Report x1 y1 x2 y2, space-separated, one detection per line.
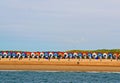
1 49 120 53
66 49 120 53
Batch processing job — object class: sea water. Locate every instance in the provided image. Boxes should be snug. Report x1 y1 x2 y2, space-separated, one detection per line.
0 71 120 83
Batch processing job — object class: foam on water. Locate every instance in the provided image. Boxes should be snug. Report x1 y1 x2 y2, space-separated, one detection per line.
0 70 120 74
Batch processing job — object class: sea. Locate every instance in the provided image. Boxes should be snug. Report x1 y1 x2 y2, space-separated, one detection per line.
0 71 120 83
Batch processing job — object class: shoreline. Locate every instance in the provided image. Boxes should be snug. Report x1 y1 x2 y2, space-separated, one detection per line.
0 59 120 72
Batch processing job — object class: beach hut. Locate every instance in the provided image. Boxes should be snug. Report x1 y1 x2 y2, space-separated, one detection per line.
26 52 31 58
0 52 3 58
16 52 22 58
97 52 103 59
73 52 78 59
68 53 73 59
3 52 8 58
92 52 98 59
64 52 68 59
31 52 36 58
88 52 92 59
7 52 12 59
117 53 120 60
108 53 113 59
82 52 87 59
35 52 40 56
78 53 82 59
49 52 54 58
35 52 40 59
21 52 26 58
113 53 118 60
103 53 108 59
44 52 49 59
12 52 17 58
26 52 31 60
97 52 103 61
53 52 58 59
40 52 44 58
87 52 92 61
58 52 64 59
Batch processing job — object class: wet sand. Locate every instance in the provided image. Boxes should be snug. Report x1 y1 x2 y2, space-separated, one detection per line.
0 58 120 72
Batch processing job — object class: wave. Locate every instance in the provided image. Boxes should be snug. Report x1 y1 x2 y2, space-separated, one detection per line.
0 70 120 74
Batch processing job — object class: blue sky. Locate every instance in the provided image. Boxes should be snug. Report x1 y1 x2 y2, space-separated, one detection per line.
0 0 120 51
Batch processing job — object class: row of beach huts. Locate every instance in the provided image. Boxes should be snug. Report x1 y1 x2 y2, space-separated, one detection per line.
0 51 120 60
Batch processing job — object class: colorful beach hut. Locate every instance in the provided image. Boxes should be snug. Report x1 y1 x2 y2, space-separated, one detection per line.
16 52 22 58
58 52 64 59
73 52 78 58
40 52 44 58
78 53 82 58
103 53 108 59
92 52 98 59
0 51 3 58
31 52 36 58
118 53 120 59
21 52 26 58
26 52 31 58
49 52 54 58
53 52 58 59
44 52 49 59
88 52 92 59
3 52 7 58
64 52 68 59
7 52 12 58
68 53 73 59
82 52 87 59
3 52 8 58
113 53 118 59
35 52 40 58
11 52 17 58
97 52 103 59
108 53 113 59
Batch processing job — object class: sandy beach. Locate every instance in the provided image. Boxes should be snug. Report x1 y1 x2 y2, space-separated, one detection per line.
0 58 120 72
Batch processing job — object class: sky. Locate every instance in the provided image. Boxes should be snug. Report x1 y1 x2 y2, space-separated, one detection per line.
0 0 120 51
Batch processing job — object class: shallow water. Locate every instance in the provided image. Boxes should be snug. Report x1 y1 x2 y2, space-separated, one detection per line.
0 71 120 83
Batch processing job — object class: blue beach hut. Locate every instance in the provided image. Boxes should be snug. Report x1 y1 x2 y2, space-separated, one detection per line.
21 52 26 58
0 52 3 58
53 52 58 58
88 53 92 59
7 52 12 58
44 52 49 59
98 52 103 59
78 53 82 59
108 53 113 59
12 52 17 58
68 53 73 58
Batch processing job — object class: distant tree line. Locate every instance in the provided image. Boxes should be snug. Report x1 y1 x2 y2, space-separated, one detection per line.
1 49 120 53
66 49 120 53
